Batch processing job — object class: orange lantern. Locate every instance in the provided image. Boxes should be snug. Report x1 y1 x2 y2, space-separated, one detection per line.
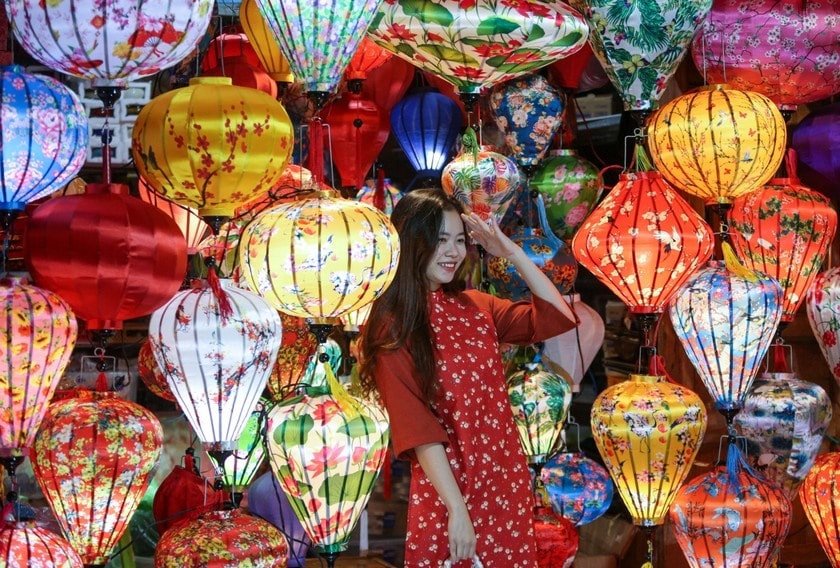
238 0 294 85
267 311 319 400
137 178 211 255
137 339 176 403
799 451 840 566
344 37 392 93
647 85 787 205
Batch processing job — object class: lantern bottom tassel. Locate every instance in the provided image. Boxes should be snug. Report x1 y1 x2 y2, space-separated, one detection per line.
205 264 233 321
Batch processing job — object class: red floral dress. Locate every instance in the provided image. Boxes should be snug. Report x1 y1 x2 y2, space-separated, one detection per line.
372 290 575 568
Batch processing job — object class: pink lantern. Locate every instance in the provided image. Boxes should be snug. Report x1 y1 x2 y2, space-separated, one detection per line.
542 294 605 393
0 522 82 567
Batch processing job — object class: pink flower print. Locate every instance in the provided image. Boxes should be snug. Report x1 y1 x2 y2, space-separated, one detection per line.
565 203 589 227
562 182 581 201
823 329 837 347
552 164 569 182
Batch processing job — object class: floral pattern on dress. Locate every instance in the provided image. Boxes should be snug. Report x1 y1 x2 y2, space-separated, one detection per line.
806 266 840 387
541 452 614 526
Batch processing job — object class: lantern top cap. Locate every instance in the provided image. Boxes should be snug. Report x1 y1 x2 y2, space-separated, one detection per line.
628 373 665 383
189 77 234 87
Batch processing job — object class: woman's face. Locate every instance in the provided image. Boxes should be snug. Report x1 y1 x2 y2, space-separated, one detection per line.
425 209 467 291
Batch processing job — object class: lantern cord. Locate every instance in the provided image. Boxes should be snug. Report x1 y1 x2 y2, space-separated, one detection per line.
374 167 386 212
461 127 480 165
204 257 233 321
641 526 655 568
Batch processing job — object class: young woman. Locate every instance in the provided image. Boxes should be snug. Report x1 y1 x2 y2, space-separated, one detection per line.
358 188 578 567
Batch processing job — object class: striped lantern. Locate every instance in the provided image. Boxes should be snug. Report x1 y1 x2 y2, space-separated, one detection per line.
206 398 268 496
137 339 176 403
799 451 840 566
647 85 787 205
0 522 82 567
267 312 319 400
345 37 392 89
239 0 294 84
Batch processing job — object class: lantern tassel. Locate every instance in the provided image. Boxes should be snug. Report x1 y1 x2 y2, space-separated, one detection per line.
725 440 744 496
324 360 361 420
308 118 325 184
206 265 234 321
374 167 386 212
722 242 760 282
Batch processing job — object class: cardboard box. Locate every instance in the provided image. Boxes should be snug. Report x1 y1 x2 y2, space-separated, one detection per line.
574 93 618 120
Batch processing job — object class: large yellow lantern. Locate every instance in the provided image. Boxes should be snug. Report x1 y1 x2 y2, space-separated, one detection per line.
647 85 787 205
131 77 294 220
239 0 294 85
240 192 400 319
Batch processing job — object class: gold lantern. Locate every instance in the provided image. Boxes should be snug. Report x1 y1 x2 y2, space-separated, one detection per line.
647 85 787 205
239 0 294 85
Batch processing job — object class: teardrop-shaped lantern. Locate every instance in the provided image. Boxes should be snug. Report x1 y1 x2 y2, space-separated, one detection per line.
590 373 707 527
361 55 415 113
542 294 605 393
647 86 787 205
799 451 840 566
240 192 400 319
148 280 282 454
32 390 163 566
247 471 313 568
671 443 792 568
152 450 222 536
137 177 211 255
806 266 840 387
734 371 832 498
239 0 294 85
0 521 83 567
540 452 614 526
669 256 784 418
137 339 176 403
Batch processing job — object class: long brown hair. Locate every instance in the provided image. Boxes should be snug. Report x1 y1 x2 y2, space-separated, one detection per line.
357 188 471 403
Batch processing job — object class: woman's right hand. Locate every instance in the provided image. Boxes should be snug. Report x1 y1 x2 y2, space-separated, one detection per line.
447 505 476 563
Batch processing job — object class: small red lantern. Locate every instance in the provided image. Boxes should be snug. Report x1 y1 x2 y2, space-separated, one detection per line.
0 522 82 567
200 33 262 72
361 55 415 113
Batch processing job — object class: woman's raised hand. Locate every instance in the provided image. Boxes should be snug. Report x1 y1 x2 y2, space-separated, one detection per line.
461 213 518 259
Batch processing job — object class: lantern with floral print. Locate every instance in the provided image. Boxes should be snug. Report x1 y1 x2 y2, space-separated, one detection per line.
734 371 832 498
137 339 177 403
240 191 400 319
540 452 614 526
806 266 840 388
728 160 838 324
0 277 77 474
155 508 289 568
137 177 211 256
799 451 840 566
671 442 792 568
266 312 319 400
266 365 390 567
148 279 282 456
647 85 787 205
32 390 163 567
132 77 294 221
488 74 566 176
0 521 82 567
239 0 294 87
669 248 784 420
355 176 405 216
590 373 707 528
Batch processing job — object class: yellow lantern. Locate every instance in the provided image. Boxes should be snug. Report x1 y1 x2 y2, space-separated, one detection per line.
240 191 400 319
239 0 294 85
647 85 787 205
131 76 294 220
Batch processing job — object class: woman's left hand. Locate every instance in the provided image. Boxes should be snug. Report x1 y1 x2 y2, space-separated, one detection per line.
461 213 517 259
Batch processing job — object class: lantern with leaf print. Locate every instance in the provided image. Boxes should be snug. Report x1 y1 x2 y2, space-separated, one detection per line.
806 266 840 388
799 451 840 566
0 521 82 568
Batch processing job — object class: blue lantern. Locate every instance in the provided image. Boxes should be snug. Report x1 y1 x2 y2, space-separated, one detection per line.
391 88 462 189
541 452 614 526
0 65 88 214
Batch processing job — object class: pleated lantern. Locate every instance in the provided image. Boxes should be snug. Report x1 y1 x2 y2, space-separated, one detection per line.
148 280 282 456
647 85 787 205
669 251 784 420
806 266 840 387
542 294 606 393
671 443 792 568
0 522 82 567
136 178 211 256
728 161 838 323
344 37 392 92
734 371 832 498
131 76 294 221
239 0 294 86
240 192 400 319
799 451 840 566
24 183 187 332
0 277 77 472
137 339 176 403
155 508 289 568
32 390 163 567
355 175 405 216
533 507 580 568
590 373 707 528
540 452 614 526
267 312 319 400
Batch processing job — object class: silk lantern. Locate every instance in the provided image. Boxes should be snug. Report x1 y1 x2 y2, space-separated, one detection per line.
152 450 222 536
669 251 784 420
248 471 312 568
391 88 463 189
534 506 579 568
542 294 606 393
345 37 392 92
355 177 405 216
24 183 187 332
361 55 415 114
806 266 840 387
799 451 840 566
0 522 83 567
792 102 840 200
200 33 262 73
137 178 211 255
266 312 319 400
0 66 88 216
591 373 707 527
155 508 289 568
239 0 294 86
540 452 614 526
691 0 840 111
728 163 838 323
32 390 163 567
0 277 77 476
132 76 294 221
202 59 278 99
671 442 792 568
148 280 282 457
734 371 831 498
647 85 787 204
240 192 400 319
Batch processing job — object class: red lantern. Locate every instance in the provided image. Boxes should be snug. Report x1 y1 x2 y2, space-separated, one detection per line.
24 183 187 332
267 311 319 400
320 93 390 191
799 451 840 566
361 55 415 113
0 522 82 567
152 449 222 535
345 37 392 92
137 339 176 403
547 43 596 91
202 59 278 98
534 506 579 568
200 33 263 72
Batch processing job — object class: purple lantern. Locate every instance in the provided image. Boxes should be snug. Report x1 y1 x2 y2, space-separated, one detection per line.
792 103 840 201
248 471 311 567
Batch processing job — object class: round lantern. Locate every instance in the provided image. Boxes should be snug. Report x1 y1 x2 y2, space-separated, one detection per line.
488 74 566 175
136 178 211 256
728 171 838 323
534 506 579 568
0 66 88 215
647 85 787 204
669 255 784 417
0 521 83 567
792 102 840 200
540 452 614 526
391 88 463 188
734 371 832 498
24 183 187 331
806 266 840 387
131 76 294 220
247 471 313 568
542 294 605 393
799 451 840 566
7 0 212 85
590 373 707 527
200 33 263 73
345 37 392 91
155 508 289 568
32 390 163 567
530 149 601 242
202 59 278 99
239 0 294 85
0 277 77 467
671 442 792 568
148 280 282 454
571 167 714 318
240 192 400 319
